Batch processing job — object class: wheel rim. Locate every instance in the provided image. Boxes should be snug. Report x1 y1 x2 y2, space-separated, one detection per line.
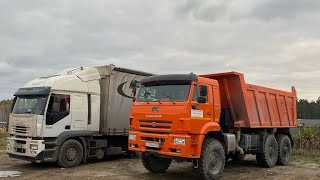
67 147 78 161
209 153 218 170
208 151 222 176
282 140 291 161
283 146 288 156
269 144 276 160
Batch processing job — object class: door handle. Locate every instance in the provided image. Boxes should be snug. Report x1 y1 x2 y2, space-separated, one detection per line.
207 112 212 115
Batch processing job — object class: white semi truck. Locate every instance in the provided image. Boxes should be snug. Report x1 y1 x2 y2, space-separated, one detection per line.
6 65 152 167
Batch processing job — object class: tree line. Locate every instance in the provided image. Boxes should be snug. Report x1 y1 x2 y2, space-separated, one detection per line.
297 97 320 119
0 99 13 106
1 97 320 119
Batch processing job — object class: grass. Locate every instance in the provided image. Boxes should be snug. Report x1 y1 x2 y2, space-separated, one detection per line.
292 127 320 164
0 137 7 150
0 128 8 150
293 149 320 164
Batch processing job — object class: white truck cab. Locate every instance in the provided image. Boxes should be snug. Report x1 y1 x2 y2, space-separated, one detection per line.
7 65 152 167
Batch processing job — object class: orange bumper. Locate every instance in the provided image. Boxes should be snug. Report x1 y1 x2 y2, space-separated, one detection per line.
128 131 202 158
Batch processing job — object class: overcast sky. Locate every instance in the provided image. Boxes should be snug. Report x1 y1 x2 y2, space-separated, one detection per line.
0 0 319 100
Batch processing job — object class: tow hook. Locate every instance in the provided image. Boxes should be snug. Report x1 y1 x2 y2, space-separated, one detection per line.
192 159 199 169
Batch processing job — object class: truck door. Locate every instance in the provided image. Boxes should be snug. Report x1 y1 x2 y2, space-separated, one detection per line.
44 93 72 137
71 93 88 130
191 84 214 121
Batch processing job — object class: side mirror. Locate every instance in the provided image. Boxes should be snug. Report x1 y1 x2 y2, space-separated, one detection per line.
129 80 141 100
197 97 207 103
200 86 207 97
129 80 140 89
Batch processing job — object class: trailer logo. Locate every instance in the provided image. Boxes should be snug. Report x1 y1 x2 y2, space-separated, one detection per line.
152 107 159 112
117 81 134 99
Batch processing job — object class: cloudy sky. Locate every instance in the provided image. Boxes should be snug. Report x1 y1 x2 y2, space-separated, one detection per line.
0 0 319 100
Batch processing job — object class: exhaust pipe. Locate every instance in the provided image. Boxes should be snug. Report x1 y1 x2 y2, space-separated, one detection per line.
236 129 244 155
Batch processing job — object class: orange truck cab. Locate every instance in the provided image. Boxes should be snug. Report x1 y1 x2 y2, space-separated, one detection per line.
128 72 297 180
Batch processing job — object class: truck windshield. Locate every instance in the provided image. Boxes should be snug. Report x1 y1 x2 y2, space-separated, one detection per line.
137 84 191 102
12 96 47 115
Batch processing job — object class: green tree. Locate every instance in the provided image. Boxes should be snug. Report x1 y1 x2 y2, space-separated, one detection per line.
297 97 320 119
0 99 13 107
316 97 320 119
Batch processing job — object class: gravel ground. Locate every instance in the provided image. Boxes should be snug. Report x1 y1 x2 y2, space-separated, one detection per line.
0 151 319 180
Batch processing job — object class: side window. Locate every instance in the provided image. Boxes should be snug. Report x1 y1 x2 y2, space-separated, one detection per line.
192 85 208 103
46 94 70 125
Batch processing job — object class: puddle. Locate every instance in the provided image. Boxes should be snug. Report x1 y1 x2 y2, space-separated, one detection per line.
0 171 22 178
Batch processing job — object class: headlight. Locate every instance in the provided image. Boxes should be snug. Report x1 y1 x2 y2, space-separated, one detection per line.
173 138 186 145
30 144 38 150
129 134 136 140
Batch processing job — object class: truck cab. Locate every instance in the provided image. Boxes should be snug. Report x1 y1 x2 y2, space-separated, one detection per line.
129 74 221 158
7 67 101 164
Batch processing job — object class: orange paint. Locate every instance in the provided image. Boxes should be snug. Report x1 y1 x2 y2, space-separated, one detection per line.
129 72 297 159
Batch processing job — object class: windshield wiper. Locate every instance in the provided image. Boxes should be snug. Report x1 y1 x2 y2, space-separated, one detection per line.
151 96 162 104
160 93 176 104
143 96 150 104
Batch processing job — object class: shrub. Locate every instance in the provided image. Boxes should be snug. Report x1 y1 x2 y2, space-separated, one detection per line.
293 127 320 162
293 127 320 151
0 128 8 138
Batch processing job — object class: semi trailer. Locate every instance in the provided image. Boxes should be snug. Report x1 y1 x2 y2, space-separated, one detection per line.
7 64 152 167
128 72 297 179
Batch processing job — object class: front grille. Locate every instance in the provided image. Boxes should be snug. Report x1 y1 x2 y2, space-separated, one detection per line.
140 125 170 129
12 125 29 134
141 137 165 143
139 120 172 133
16 140 26 144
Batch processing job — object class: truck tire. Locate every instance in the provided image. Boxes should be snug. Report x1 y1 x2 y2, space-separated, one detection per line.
276 134 292 166
141 153 172 173
256 135 278 168
196 138 225 180
230 152 246 161
57 139 84 168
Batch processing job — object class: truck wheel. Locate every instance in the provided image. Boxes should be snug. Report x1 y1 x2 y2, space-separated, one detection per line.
141 153 172 173
256 135 278 168
196 138 225 180
230 152 246 161
57 139 84 168
276 134 292 166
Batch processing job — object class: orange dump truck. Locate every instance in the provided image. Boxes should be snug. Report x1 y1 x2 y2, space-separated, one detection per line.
128 72 297 179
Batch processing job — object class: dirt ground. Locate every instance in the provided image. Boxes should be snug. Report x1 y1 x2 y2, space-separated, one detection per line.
0 150 319 180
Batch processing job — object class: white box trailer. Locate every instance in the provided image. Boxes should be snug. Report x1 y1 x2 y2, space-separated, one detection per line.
7 65 153 167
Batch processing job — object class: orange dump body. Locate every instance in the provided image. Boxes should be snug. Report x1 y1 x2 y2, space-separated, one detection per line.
201 72 297 128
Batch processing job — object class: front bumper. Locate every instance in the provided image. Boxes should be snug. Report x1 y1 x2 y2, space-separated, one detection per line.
128 131 201 158
8 151 45 163
7 137 46 163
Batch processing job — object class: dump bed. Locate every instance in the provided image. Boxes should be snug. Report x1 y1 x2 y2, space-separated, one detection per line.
201 72 297 128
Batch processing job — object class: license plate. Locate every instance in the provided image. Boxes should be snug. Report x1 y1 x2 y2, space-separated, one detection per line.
146 142 160 148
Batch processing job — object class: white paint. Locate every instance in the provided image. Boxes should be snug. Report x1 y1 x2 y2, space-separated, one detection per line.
191 109 203 118
146 115 162 118
0 171 22 178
